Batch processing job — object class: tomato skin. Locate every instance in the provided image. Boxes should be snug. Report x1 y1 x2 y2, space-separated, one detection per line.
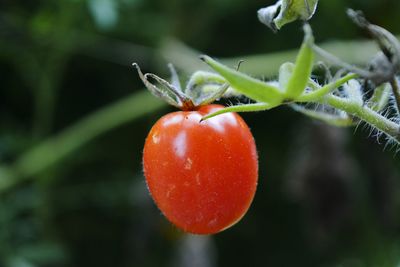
143 104 258 234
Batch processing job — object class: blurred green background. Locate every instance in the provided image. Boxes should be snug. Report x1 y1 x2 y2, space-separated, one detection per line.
1 0 400 266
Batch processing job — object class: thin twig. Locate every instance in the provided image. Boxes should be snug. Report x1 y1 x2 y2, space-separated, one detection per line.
390 77 400 114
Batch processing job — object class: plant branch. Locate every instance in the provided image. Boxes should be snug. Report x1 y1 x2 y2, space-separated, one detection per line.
297 73 359 102
0 91 166 193
322 95 400 142
160 37 396 77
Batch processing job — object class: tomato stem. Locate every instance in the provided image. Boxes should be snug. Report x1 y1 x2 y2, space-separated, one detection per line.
181 99 196 111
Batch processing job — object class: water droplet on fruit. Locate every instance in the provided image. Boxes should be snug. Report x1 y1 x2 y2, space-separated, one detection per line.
208 217 218 227
166 184 176 198
152 132 160 144
195 173 201 185
184 158 193 170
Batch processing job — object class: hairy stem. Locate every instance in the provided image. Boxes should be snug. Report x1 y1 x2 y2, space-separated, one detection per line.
297 73 359 102
322 95 400 142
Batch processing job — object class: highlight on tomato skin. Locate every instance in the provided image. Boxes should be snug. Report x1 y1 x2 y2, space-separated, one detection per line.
142 104 258 235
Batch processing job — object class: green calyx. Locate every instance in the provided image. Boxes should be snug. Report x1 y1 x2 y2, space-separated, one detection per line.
200 24 330 120
133 63 229 111
258 0 319 32
135 9 400 144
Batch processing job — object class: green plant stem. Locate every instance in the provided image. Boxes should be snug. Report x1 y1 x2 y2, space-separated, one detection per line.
297 73 359 102
2 35 399 193
0 91 166 193
322 95 400 141
160 37 400 77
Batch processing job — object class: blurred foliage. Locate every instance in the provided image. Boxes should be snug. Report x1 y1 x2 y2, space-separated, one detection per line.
1 0 400 266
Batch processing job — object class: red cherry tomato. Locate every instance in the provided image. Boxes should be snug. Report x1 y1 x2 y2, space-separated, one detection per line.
143 104 258 234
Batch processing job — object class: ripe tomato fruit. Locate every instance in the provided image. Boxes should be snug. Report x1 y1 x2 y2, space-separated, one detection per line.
143 104 258 234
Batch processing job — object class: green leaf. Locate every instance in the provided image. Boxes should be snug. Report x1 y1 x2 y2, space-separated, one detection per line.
200 55 283 105
184 70 230 106
257 1 281 32
167 63 182 91
198 84 230 106
201 103 277 121
133 63 181 108
284 24 314 99
258 0 319 31
278 62 294 90
185 71 225 100
297 73 359 102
